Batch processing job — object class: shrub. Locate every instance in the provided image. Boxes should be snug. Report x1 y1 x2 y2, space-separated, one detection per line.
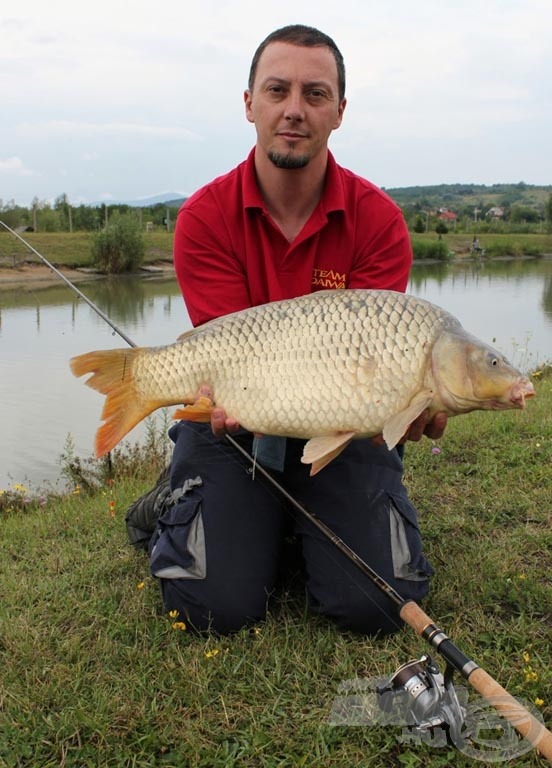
91 213 145 273
412 239 451 260
413 215 426 233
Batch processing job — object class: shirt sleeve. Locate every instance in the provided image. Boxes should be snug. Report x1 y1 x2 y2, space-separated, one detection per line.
173 197 252 326
348 209 413 293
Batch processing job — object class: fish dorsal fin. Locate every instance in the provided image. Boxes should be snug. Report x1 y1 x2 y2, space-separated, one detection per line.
302 432 356 476
382 389 434 449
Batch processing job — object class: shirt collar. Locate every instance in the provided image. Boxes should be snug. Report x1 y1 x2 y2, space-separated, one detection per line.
243 147 346 214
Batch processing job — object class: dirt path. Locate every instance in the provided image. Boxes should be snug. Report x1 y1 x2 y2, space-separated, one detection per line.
0 262 174 290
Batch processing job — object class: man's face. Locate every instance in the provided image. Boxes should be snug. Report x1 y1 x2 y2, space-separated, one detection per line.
244 42 346 170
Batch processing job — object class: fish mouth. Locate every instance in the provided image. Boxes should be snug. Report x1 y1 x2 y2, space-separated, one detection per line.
510 379 536 408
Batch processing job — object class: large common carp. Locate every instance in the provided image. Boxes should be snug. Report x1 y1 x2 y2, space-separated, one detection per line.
70 289 535 474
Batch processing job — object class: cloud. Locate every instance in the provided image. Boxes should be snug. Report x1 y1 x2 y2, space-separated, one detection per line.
0 157 35 176
18 121 202 141
2 0 552 204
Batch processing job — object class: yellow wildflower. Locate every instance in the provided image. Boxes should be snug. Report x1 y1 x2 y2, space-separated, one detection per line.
522 651 531 663
524 667 538 683
137 582 145 590
518 573 527 581
535 697 544 707
204 648 220 659
172 621 187 631
168 609 179 619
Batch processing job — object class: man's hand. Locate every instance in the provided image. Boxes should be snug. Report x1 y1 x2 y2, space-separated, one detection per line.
195 384 240 438
401 410 448 443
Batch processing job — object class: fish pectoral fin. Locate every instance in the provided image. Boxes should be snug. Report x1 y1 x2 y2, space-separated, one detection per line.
173 395 215 423
382 389 434 449
302 432 356 476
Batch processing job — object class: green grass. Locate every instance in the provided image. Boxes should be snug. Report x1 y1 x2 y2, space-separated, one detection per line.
1 231 551 271
0 231 174 268
412 232 552 258
0 369 551 767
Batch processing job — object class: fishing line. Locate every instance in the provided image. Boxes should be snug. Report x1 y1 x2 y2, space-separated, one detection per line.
0 221 137 348
3 222 551 761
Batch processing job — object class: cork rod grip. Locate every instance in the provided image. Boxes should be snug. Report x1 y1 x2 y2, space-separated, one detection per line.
468 667 552 762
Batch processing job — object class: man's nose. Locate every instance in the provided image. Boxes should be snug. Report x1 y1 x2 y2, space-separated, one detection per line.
284 90 305 121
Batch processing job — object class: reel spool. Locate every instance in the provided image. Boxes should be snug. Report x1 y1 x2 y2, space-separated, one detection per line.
376 654 466 744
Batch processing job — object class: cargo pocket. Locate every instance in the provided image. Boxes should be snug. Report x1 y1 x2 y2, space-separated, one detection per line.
149 477 206 580
388 494 434 582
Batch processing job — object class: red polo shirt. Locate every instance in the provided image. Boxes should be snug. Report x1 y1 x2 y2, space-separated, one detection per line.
174 148 412 327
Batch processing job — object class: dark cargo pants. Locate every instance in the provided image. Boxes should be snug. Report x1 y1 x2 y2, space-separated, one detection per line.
149 421 433 635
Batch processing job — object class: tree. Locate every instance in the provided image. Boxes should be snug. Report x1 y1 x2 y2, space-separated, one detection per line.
54 193 73 232
545 193 552 227
509 205 540 224
91 212 145 273
413 215 425 233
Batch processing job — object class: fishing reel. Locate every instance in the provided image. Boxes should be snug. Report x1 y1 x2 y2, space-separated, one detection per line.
376 654 466 744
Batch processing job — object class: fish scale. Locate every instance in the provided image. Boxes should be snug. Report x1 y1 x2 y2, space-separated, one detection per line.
70 288 535 474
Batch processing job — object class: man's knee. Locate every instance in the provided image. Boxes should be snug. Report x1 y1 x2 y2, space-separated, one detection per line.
310 578 431 636
160 579 270 635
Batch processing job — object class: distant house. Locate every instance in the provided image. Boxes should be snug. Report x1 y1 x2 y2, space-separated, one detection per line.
437 209 458 223
487 207 505 219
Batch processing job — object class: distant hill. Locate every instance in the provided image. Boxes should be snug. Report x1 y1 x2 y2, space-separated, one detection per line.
89 192 187 208
90 183 551 212
382 182 552 210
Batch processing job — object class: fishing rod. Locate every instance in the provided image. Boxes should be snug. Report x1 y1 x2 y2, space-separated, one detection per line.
4 223 551 761
0 221 136 348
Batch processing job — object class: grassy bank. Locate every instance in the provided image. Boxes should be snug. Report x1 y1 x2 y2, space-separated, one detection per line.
1 231 552 272
411 232 552 258
0 368 550 767
0 231 174 269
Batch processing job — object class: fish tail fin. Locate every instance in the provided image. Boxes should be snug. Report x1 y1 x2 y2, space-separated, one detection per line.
70 349 163 457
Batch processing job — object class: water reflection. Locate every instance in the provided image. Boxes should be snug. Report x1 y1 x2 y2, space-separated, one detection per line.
410 257 552 322
0 275 184 340
0 261 550 490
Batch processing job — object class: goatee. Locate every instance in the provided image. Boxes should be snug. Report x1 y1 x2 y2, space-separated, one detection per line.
268 151 310 170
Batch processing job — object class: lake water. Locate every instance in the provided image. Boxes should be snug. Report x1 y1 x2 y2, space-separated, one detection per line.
1 258 551 492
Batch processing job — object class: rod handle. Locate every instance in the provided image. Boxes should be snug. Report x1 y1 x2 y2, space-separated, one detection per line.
399 600 434 635
467 667 552 762
399 601 552 762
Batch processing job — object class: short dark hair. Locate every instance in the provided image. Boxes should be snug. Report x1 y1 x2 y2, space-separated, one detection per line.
248 24 346 102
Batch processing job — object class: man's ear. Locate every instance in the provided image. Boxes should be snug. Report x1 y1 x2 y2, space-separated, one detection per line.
333 98 347 130
244 89 254 124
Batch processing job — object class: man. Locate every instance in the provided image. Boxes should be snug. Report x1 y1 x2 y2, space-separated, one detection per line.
148 25 446 635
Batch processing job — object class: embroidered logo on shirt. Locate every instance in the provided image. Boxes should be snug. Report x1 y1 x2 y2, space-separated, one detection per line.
312 268 347 290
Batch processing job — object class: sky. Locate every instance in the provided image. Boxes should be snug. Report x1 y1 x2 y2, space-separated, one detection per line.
1 0 551 207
